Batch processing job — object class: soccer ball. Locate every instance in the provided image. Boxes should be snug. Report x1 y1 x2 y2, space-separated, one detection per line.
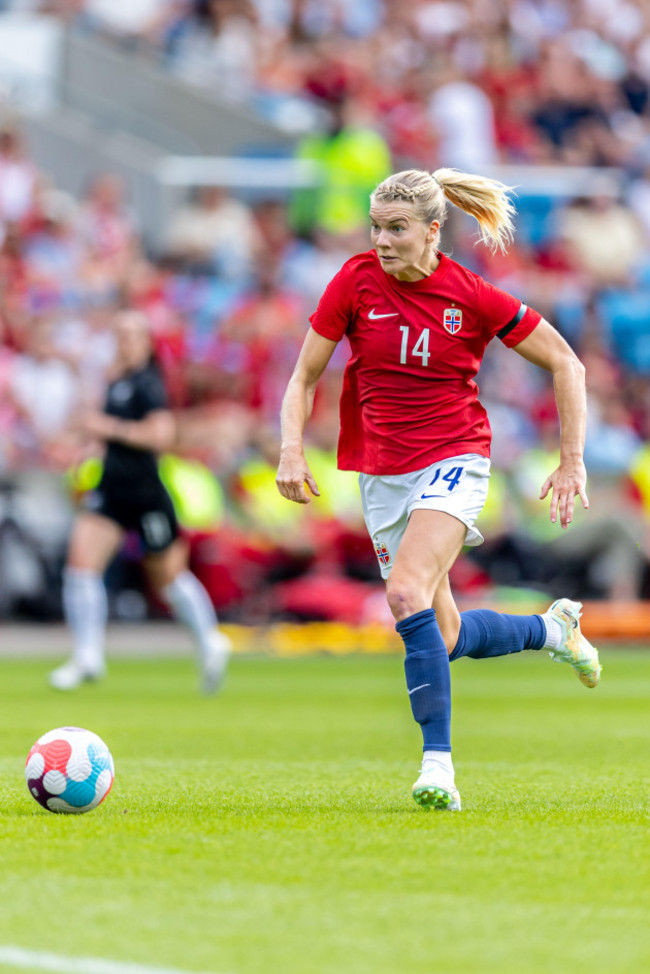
25 726 115 814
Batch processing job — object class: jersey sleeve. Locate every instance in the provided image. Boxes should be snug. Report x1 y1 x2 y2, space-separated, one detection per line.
137 363 169 415
309 261 355 341
475 276 542 348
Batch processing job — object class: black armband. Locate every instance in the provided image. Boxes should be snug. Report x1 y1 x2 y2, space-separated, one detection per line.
497 303 527 340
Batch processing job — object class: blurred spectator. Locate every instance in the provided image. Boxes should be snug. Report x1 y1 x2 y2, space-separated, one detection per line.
558 188 647 286
24 188 82 299
291 95 391 235
76 174 137 278
52 296 117 407
0 314 17 471
282 226 355 310
0 124 38 233
428 65 499 170
582 340 643 474
201 262 305 421
9 315 80 464
626 164 650 245
477 30 541 160
167 0 258 101
164 185 258 275
584 395 642 475
0 220 29 301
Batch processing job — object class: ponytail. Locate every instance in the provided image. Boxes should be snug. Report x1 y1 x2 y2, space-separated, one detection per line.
433 168 515 254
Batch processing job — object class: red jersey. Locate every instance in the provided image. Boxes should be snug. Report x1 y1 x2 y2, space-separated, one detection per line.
309 250 541 474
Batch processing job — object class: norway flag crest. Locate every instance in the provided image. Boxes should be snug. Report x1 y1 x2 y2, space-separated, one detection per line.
374 540 391 566
443 308 462 335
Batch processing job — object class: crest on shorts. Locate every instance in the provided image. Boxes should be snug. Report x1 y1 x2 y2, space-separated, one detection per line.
374 540 391 566
443 308 462 335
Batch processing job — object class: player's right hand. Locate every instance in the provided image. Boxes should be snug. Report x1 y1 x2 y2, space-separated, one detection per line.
275 450 320 504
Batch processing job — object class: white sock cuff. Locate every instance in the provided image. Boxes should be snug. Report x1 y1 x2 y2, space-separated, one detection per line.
64 566 101 583
162 570 195 603
422 750 455 782
541 612 563 650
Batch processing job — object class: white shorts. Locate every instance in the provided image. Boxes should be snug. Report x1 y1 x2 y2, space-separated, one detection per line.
359 454 491 579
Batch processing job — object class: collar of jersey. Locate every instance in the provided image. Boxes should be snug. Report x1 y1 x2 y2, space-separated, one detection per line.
378 250 449 291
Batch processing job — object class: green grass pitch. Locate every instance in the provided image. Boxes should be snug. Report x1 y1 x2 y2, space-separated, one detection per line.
0 648 648 974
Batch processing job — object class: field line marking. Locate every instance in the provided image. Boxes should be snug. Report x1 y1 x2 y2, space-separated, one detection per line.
0 946 234 974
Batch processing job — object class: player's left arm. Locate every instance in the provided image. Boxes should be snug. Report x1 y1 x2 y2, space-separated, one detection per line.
511 318 588 529
79 409 177 453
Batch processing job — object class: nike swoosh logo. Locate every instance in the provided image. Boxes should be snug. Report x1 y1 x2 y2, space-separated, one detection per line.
368 309 399 319
420 493 447 499
408 683 431 695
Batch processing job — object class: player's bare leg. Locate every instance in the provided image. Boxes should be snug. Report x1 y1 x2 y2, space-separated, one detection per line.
387 510 466 622
432 573 462 654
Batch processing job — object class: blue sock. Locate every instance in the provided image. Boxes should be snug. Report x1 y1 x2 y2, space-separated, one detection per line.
449 610 546 662
395 608 451 753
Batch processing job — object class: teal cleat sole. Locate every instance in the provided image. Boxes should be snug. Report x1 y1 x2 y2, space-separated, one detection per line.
412 784 461 811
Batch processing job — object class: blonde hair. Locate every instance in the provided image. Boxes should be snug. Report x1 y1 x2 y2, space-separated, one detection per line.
370 167 516 254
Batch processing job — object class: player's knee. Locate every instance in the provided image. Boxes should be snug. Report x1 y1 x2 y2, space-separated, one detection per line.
385 575 430 622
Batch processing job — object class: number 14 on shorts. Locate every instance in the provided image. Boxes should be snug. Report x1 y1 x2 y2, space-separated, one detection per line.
421 465 464 498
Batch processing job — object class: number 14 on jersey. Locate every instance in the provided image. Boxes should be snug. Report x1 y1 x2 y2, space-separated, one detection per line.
399 325 430 366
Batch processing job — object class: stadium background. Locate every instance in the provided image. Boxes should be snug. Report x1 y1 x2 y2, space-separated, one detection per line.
1 0 650 643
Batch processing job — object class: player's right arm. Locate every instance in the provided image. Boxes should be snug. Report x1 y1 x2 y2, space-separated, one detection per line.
276 327 338 504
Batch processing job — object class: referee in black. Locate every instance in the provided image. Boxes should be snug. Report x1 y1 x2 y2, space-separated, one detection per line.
50 310 231 692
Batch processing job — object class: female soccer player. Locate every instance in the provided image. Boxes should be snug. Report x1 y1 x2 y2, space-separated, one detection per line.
276 168 600 811
50 310 231 693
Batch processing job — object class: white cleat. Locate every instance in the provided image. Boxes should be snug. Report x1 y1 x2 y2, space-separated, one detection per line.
200 630 232 695
547 598 601 688
49 659 105 691
412 771 462 811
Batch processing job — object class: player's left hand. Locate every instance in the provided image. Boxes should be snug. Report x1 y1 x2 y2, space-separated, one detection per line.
540 459 589 529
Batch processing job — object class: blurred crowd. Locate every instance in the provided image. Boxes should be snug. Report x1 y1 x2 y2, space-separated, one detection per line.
11 0 650 171
1 0 650 622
